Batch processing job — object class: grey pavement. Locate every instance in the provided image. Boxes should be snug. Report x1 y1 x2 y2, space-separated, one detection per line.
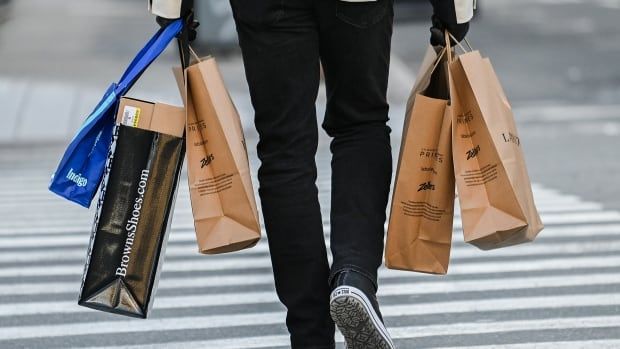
0 0 251 143
2 0 620 348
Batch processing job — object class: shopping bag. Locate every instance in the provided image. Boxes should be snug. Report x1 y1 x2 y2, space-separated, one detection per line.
175 53 261 254
385 46 455 274
448 39 544 250
49 19 183 208
78 97 185 318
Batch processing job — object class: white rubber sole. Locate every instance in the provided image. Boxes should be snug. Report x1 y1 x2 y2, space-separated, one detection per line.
330 286 396 349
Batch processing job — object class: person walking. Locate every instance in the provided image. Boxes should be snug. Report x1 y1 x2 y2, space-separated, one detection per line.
150 1 473 348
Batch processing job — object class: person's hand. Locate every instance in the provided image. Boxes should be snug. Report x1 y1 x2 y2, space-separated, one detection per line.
430 14 469 47
156 15 199 42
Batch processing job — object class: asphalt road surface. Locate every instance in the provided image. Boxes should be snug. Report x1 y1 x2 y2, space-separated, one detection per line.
1 143 620 348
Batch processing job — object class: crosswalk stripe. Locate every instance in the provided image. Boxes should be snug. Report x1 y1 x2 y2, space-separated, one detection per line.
82 335 293 349
1 217 617 248
388 315 620 339
0 202 604 224
0 234 618 268
435 340 620 349
2 210 619 236
0 192 576 216
0 312 287 341
0 191 583 209
0 224 618 252
2 305 619 341
0 201 605 227
2 219 620 249
2 217 620 247
389 315 620 341
1 269 619 303
82 317 620 349
0 186 566 197
1 263 620 318
2 249 620 278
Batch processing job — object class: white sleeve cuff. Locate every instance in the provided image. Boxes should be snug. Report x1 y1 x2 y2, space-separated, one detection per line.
148 0 182 19
455 0 475 24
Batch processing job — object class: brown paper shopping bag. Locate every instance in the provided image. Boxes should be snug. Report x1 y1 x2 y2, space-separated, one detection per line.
448 39 543 250
176 54 261 254
386 46 455 274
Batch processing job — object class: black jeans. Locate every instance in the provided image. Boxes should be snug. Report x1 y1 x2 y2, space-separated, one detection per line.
230 0 393 347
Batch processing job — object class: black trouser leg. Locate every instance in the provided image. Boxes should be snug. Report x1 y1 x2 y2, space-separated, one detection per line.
317 0 394 289
230 1 335 348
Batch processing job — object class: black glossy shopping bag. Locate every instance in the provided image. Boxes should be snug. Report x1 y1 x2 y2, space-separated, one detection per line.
78 123 184 318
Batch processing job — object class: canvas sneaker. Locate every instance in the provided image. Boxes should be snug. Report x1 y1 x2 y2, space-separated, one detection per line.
330 271 395 349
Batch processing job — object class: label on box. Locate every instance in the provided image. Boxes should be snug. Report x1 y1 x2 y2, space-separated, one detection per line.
121 106 141 128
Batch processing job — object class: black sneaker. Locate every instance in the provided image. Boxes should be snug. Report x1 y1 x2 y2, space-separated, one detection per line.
329 271 395 349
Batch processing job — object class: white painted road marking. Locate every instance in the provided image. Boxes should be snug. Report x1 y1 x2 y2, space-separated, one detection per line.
1 148 619 347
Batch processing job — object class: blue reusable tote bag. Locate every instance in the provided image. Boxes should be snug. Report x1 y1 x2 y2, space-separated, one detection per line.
49 19 184 208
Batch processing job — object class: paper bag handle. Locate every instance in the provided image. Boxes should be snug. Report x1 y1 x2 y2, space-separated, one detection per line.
430 47 447 74
448 32 474 53
188 45 202 63
445 30 454 63
445 30 474 62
